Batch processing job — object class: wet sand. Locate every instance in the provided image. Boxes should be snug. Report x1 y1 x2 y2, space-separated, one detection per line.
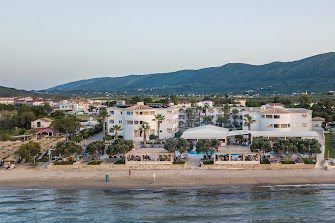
1 166 335 189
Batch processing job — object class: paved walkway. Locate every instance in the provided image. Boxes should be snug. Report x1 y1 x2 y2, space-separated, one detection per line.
315 129 325 169
185 155 202 169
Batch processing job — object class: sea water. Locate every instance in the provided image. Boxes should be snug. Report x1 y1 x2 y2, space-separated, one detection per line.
0 184 335 222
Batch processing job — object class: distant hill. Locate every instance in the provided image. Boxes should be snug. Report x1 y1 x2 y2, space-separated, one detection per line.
48 52 335 94
0 86 32 97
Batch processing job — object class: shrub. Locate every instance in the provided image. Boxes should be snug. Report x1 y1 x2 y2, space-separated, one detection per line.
53 160 76 165
280 160 295 164
202 160 214 165
261 158 270 164
87 160 103 165
114 159 125 164
302 158 316 164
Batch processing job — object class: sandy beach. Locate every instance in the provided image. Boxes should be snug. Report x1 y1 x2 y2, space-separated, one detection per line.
1 166 335 190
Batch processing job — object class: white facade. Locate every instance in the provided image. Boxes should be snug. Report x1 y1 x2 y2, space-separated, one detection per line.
107 102 179 141
31 118 52 129
242 103 312 132
0 97 15 105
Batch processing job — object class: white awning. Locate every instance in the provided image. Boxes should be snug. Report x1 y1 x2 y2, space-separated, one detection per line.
250 131 319 138
181 125 229 139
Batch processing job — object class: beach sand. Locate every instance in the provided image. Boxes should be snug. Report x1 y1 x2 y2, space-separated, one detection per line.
1 166 335 189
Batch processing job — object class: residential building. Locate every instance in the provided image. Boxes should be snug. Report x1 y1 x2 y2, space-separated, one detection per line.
0 97 15 105
242 103 312 132
107 102 179 141
31 118 53 129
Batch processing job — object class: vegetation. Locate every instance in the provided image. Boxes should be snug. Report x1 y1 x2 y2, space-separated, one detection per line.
195 139 215 157
164 138 190 159
280 160 295 164
302 158 316 164
86 141 105 155
53 160 76 165
52 115 80 140
99 108 109 138
87 160 103 165
273 138 321 155
250 137 272 153
325 133 335 159
139 122 150 146
16 141 41 163
52 141 82 157
111 124 122 138
106 139 134 156
155 114 165 139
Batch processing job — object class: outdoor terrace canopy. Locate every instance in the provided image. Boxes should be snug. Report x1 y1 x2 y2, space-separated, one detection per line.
181 125 228 139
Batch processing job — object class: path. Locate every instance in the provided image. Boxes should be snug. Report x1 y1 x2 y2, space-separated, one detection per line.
315 130 325 168
185 155 202 169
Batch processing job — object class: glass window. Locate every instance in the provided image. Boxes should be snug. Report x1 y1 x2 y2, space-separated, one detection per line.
266 115 273 119
281 124 288 128
302 123 307 127
274 115 280 119
274 124 280 128
261 115 265 118
119 120 122 124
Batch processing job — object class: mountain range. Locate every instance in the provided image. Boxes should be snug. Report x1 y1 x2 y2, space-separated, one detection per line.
44 52 335 94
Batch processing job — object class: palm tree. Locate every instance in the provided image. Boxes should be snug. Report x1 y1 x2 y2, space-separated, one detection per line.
111 124 122 139
223 104 230 127
155 114 165 139
216 116 226 127
203 116 212 125
139 122 150 147
232 108 239 129
99 108 109 138
244 114 255 142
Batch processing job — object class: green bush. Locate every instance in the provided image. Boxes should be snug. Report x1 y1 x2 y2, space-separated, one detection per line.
53 160 76 165
202 160 214 165
261 158 270 164
280 160 295 164
173 160 185 164
114 159 125 164
87 160 103 165
302 158 316 164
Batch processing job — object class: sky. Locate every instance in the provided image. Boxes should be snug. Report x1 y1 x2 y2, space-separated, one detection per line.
0 0 334 90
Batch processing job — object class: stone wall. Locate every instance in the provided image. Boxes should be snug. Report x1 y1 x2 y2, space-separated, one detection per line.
48 163 185 170
201 163 315 169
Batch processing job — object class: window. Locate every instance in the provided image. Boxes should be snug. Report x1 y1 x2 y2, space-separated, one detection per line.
110 111 114 115
274 124 280 128
150 111 155 115
120 111 123 114
266 115 273 119
127 111 133 115
274 115 280 119
302 114 307 118
110 129 114 133
37 122 41 128
167 128 172 133
134 121 139 125
109 120 114 124
281 124 288 128
261 115 265 118
302 123 307 127
119 120 122 124
266 124 273 128
126 121 133 125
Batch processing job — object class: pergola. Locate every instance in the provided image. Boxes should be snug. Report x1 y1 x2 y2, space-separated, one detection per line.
214 146 260 165
125 148 174 165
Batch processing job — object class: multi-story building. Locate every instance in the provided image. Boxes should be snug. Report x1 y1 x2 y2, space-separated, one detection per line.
0 97 15 105
242 103 312 132
107 102 179 141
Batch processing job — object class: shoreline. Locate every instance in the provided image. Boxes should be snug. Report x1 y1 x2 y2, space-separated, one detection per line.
2 167 335 190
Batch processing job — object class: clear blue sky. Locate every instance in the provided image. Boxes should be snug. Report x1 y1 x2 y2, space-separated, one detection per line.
0 0 334 90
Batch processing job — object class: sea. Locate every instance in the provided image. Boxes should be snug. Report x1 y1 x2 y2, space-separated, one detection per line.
0 184 335 223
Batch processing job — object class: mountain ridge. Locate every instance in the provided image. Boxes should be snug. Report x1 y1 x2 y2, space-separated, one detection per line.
48 52 335 94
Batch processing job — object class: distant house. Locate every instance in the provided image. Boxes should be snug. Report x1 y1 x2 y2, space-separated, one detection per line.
31 118 53 129
0 97 15 105
312 116 325 129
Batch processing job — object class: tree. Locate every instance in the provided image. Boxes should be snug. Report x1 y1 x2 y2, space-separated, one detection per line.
222 104 230 127
86 141 105 155
16 142 41 163
195 139 212 157
155 114 165 139
216 116 226 127
299 94 311 107
250 137 272 154
99 108 109 138
106 139 134 156
111 124 122 138
244 114 256 141
52 116 80 140
202 115 212 125
170 95 179 105
164 138 190 159
53 141 82 157
139 122 150 146
232 108 239 128
211 139 221 151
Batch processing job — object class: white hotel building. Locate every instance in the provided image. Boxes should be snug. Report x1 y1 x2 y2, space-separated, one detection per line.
107 102 179 141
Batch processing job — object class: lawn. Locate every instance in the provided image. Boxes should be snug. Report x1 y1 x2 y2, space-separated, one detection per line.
324 133 335 159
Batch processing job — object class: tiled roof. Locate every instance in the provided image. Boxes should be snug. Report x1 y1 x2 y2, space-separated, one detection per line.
312 116 325 121
128 104 154 111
